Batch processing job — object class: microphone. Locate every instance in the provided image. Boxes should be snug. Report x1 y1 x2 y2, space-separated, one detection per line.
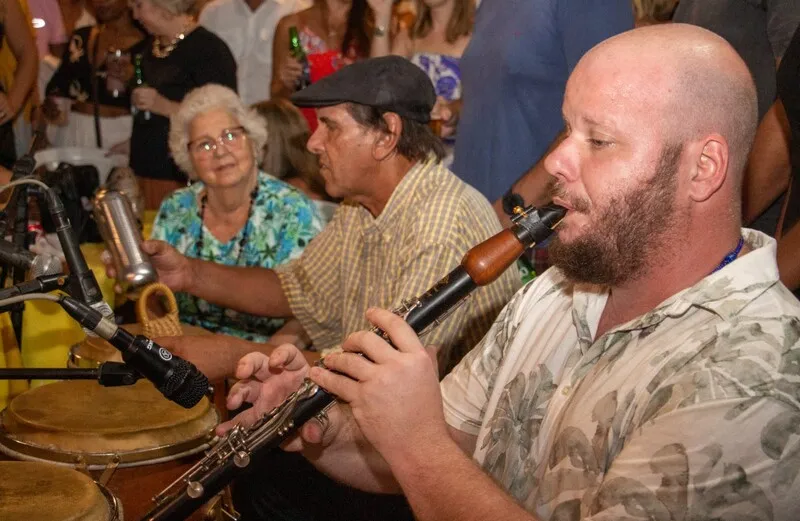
44 189 113 318
59 295 210 408
0 239 63 277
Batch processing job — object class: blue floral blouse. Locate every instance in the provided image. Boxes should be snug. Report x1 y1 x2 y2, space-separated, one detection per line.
151 171 324 342
411 52 462 164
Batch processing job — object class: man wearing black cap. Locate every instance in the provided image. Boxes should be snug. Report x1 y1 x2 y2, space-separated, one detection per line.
141 55 519 520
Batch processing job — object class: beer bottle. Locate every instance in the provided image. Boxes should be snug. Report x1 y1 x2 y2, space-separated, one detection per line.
132 54 151 121
288 26 311 90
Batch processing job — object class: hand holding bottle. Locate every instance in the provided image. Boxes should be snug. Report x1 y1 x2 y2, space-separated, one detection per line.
288 26 311 91
131 54 151 120
277 56 305 92
132 86 168 116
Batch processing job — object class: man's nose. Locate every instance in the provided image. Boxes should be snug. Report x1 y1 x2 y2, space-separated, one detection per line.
543 136 578 184
306 127 323 155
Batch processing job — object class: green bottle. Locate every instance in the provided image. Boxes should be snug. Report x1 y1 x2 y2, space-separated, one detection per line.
132 54 151 121
288 26 311 90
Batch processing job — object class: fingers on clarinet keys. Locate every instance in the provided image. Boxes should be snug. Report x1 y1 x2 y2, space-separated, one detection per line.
315 408 330 431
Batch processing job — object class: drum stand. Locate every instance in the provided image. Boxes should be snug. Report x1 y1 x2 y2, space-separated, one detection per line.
0 361 141 386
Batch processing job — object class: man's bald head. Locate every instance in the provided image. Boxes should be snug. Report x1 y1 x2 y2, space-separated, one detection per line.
573 24 758 186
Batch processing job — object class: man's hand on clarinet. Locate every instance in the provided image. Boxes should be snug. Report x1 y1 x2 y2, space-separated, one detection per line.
216 346 345 450
309 307 448 464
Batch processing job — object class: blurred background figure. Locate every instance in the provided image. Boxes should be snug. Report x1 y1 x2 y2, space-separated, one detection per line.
251 98 334 217
29 0 68 59
0 0 37 168
43 0 146 151
35 0 94 107
199 0 309 106
115 0 237 210
775 23 800 296
58 0 95 35
435 0 632 227
270 0 372 128
149 84 323 341
369 0 474 165
631 0 678 26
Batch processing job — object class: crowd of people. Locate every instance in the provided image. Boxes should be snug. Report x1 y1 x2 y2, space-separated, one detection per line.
3 0 800 519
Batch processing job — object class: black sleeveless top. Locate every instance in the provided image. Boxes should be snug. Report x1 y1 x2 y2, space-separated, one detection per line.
129 27 237 181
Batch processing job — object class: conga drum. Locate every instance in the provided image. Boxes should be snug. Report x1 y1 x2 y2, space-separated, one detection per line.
0 461 122 520
68 322 209 368
0 380 218 520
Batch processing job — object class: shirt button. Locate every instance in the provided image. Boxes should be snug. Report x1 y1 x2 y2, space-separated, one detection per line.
561 386 571 396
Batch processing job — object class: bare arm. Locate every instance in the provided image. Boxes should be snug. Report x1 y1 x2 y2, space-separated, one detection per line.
138 239 293 317
778 219 800 291
185 258 293 317
271 16 299 99
311 309 540 521
491 133 562 226
3 0 37 118
268 317 313 349
389 431 541 521
368 0 393 57
302 409 478 494
742 100 792 224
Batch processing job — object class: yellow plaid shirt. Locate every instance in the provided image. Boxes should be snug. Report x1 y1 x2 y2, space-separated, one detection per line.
276 158 521 374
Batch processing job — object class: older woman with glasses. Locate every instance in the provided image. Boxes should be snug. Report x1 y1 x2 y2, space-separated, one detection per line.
147 84 324 342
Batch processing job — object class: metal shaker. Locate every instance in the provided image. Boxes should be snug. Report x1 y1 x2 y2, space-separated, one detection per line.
93 188 157 287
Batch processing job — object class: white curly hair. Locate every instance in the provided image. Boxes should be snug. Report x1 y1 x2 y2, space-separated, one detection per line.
169 84 268 180
147 0 195 16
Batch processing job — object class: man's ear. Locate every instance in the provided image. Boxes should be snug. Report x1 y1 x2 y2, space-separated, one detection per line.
687 134 729 202
373 112 402 161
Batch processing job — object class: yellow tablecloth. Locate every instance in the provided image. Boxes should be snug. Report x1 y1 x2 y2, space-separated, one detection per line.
0 210 157 408
0 243 116 408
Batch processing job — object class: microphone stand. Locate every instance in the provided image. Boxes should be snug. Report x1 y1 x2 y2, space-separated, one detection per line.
0 272 140 387
0 362 141 387
4 120 50 345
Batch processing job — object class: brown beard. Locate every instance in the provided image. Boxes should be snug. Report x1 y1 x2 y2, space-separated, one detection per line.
549 143 683 286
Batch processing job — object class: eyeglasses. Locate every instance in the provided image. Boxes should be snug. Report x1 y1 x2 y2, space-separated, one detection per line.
188 127 247 157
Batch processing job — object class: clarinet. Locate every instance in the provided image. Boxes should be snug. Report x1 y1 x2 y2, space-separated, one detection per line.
140 204 566 521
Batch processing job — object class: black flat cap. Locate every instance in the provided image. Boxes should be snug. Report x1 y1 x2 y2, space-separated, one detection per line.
290 56 435 123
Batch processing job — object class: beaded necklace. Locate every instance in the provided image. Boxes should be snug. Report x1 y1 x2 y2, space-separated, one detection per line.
193 185 258 332
710 236 745 274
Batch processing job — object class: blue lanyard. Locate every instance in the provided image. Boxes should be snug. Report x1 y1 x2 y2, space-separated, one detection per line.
711 236 744 274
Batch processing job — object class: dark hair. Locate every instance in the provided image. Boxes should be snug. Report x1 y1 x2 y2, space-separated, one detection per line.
411 0 474 44
342 0 371 58
346 103 445 162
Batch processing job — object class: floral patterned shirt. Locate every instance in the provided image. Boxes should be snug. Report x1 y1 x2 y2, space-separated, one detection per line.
410 52 462 102
151 171 323 342
441 229 800 520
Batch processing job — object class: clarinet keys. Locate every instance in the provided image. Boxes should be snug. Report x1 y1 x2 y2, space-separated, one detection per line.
187 481 204 499
234 451 250 467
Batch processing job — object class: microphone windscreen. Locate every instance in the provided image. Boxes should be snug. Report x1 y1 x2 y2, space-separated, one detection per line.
30 254 63 278
160 358 210 409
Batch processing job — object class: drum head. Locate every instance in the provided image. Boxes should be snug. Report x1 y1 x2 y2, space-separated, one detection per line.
69 323 209 368
1 380 217 467
0 461 116 521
